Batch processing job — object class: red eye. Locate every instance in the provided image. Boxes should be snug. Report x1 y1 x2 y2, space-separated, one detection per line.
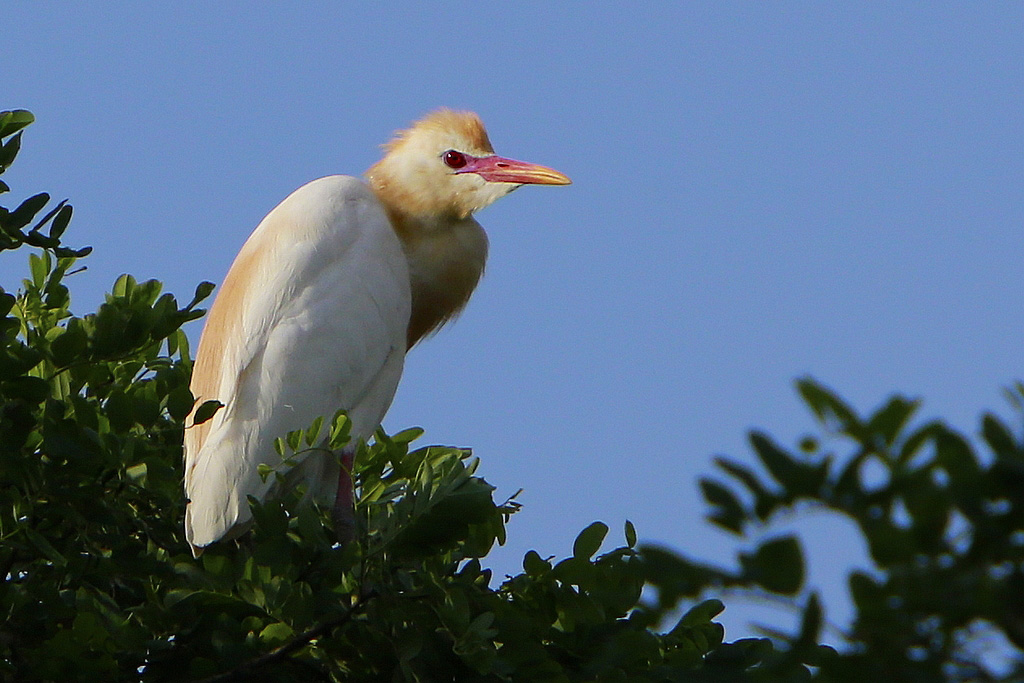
443 150 467 169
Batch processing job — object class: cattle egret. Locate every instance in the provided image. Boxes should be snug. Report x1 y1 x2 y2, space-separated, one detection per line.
183 109 570 556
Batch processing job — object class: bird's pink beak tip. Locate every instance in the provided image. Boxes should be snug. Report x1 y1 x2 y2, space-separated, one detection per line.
462 155 571 186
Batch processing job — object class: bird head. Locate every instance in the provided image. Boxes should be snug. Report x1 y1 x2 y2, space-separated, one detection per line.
367 109 570 220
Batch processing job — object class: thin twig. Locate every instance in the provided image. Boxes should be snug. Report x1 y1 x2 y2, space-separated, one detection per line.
190 598 366 683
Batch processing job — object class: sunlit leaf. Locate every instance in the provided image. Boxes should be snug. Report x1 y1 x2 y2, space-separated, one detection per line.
0 109 35 138
305 415 324 446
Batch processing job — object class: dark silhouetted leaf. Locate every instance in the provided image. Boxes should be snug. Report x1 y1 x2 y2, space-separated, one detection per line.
5 192 49 232
192 399 222 425
700 477 746 534
867 395 919 446
797 377 864 437
983 413 1022 462
573 521 608 560
742 535 804 595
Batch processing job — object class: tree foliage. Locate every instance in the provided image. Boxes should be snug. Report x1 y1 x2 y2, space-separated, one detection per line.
1 110 1021 681
698 380 1024 681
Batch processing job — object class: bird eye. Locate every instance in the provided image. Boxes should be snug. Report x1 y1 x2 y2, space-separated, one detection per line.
443 150 467 169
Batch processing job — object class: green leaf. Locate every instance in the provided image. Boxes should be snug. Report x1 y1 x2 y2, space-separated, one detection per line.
286 428 302 452
49 204 73 239
700 478 746 534
624 520 637 548
28 198 68 237
552 556 594 589
715 456 776 520
112 273 135 298
0 132 23 171
6 193 50 232
192 399 222 425
185 281 215 311
0 109 35 138
393 470 498 559
715 456 771 499
523 550 551 576
848 571 882 611
749 432 799 489
133 278 163 307
796 593 823 645
259 621 294 646
900 475 949 549
797 377 863 437
0 290 15 317
105 389 134 431
982 413 1021 461
29 251 49 288
329 411 351 449
677 598 725 629
3 375 49 402
305 415 324 446
126 463 148 484
866 395 919 446
50 319 88 367
573 521 608 560
898 421 942 465
934 427 981 485
742 535 804 595
165 385 195 421
391 426 424 445
24 528 68 567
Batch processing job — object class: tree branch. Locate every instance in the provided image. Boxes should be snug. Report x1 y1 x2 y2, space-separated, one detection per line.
191 598 367 683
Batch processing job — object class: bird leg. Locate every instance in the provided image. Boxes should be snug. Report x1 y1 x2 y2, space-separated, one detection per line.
331 449 356 545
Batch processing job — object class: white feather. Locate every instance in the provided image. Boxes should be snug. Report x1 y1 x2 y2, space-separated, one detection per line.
184 175 410 551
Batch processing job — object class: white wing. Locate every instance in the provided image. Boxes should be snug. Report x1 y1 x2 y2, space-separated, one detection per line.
184 175 410 552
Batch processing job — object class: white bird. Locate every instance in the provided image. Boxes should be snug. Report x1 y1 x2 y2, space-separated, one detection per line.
183 109 570 556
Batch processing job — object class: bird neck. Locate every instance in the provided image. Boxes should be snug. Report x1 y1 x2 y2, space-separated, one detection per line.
375 200 489 349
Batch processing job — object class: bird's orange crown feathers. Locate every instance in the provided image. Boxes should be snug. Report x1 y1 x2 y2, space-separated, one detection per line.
382 109 494 156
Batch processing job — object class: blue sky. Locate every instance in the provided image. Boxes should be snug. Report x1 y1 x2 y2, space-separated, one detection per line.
4 4 1023 644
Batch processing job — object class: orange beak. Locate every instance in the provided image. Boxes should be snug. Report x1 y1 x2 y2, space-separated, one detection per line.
459 155 571 185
